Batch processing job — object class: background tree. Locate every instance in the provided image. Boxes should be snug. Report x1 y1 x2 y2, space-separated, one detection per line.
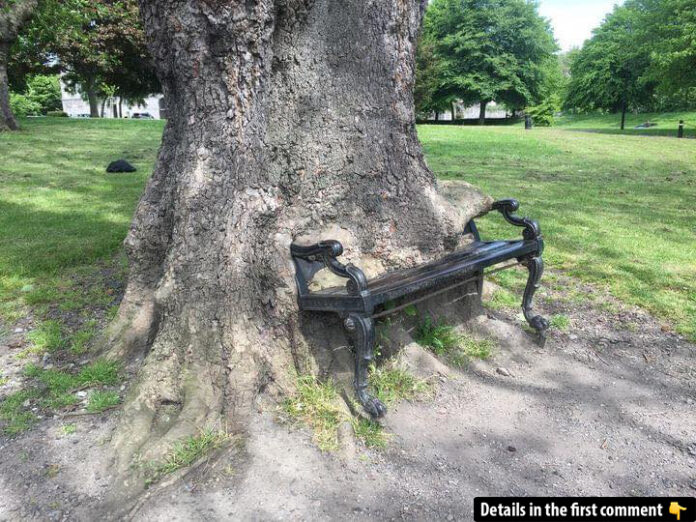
564 4 656 129
101 0 490 501
414 35 454 120
420 0 557 124
11 0 159 117
640 0 696 110
9 73 61 115
0 0 38 130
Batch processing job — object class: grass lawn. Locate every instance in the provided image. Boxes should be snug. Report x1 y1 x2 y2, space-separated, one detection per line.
556 110 696 139
420 124 696 340
0 118 164 332
0 116 694 348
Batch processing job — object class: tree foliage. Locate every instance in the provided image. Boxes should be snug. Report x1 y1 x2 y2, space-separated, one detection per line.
564 0 696 115
416 0 558 116
9 0 158 117
564 3 656 117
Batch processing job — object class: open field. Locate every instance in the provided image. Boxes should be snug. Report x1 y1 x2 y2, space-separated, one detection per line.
0 118 694 347
421 124 696 340
0 118 164 330
555 110 696 138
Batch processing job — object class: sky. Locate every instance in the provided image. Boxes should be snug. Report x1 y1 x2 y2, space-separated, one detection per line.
537 0 622 52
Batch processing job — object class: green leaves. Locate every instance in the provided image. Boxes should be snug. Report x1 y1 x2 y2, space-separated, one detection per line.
564 0 696 114
416 0 559 115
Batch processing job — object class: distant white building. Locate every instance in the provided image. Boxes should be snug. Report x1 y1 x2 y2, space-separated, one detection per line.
423 101 509 121
60 81 166 119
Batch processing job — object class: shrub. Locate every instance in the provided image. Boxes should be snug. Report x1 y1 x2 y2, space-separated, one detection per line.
10 93 41 117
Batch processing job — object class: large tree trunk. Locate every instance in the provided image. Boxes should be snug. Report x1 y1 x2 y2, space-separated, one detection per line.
479 100 487 125
84 76 100 118
107 0 490 481
0 42 17 131
0 0 38 131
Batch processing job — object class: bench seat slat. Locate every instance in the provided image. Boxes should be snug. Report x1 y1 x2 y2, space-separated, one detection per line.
304 240 536 306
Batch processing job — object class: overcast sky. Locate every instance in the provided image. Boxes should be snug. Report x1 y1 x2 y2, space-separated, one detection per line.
538 0 622 52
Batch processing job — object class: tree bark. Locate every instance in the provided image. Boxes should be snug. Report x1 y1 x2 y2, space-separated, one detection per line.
86 82 100 118
106 0 490 479
0 41 17 131
0 0 38 131
479 101 487 125
620 96 627 131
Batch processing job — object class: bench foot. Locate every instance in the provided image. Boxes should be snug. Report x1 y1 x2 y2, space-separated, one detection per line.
344 313 387 418
522 255 550 346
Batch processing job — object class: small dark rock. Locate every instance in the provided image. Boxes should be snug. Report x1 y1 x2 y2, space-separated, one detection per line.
106 159 137 173
507 445 517 453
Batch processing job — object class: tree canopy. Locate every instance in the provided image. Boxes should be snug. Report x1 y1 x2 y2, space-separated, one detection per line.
564 0 696 119
8 0 158 118
416 0 558 120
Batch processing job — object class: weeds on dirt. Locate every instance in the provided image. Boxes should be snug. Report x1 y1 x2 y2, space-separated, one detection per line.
86 391 120 412
60 423 76 436
0 360 122 435
351 418 390 448
144 429 229 486
550 314 570 331
415 317 461 355
415 317 495 368
369 364 433 406
283 375 344 452
24 320 66 355
70 320 97 355
283 374 397 452
0 389 40 435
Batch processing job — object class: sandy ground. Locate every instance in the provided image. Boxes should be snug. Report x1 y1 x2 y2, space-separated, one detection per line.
1 273 694 521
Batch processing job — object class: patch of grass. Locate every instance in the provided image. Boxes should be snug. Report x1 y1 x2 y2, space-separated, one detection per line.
0 389 39 435
0 373 8 387
420 123 696 341
486 288 519 311
556 110 696 138
70 320 97 355
550 314 571 331
86 390 120 412
76 359 120 386
0 118 163 326
414 316 461 356
60 423 77 436
369 364 432 406
283 375 344 452
0 360 122 435
146 429 228 485
351 418 390 448
415 316 495 369
25 320 65 353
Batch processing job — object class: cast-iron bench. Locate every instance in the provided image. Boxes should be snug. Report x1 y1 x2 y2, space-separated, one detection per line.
290 199 549 418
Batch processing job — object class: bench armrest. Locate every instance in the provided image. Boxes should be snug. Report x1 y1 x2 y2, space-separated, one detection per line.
290 240 368 297
492 199 542 242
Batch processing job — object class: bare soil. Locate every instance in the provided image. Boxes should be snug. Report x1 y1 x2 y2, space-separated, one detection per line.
1 272 694 521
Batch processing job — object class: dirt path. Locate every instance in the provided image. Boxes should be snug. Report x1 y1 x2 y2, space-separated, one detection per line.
1 274 695 521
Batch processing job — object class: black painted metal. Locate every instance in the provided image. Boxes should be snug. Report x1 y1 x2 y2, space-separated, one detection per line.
290 199 549 417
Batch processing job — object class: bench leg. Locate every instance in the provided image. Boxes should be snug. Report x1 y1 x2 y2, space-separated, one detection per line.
522 255 550 346
344 313 387 418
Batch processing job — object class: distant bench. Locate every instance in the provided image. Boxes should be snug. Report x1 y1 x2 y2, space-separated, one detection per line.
290 199 549 417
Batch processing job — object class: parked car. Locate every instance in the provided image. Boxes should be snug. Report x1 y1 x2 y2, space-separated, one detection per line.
131 112 155 119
